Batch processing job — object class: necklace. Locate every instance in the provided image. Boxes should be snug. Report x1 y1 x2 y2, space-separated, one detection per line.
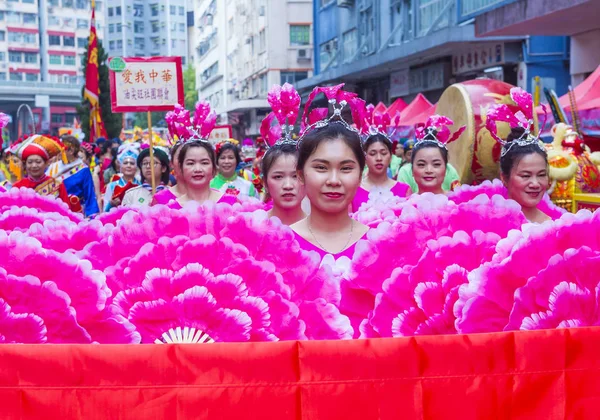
307 218 354 255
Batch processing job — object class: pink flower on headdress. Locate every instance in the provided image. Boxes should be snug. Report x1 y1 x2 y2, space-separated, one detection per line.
259 113 282 147
165 101 216 143
267 83 301 126
363 103 394 136
415 114 465 145
300 83 358 131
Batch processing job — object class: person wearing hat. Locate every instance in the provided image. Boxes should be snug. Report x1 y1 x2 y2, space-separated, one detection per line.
122 147 170 208
47 135 99 217
103 143 141 212
12 134 76 209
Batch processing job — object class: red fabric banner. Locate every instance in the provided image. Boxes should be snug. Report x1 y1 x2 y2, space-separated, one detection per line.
84 2 106 141
0 328 599 419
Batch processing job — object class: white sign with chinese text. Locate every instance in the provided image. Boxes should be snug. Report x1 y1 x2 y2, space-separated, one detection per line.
452 43 504 75
109 57 183 112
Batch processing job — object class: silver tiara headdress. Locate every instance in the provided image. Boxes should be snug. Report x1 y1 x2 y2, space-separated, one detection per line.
297 84 365 146
414 115 466 149
361 103 401 143
485 87 547 158
165 102 217 147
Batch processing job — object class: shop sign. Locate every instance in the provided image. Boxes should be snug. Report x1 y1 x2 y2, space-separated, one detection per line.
452 43 504 75
409 62 445 93
390 68 409 98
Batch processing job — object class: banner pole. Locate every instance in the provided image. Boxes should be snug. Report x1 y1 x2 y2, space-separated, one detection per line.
147 111 156 196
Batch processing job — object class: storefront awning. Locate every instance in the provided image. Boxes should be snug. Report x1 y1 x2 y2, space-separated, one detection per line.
476 0 599 37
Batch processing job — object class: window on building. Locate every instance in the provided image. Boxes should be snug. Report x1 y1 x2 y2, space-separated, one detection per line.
134 4 143 17
26 73 38 81
63 36 75 47
77 19 88 29
0 31 5 42
51 114 63 123
24 52 37 64
10 72 22 81
259 29 266 52
48 16 60 26
23 33 36 43
116 40 122 49
48 0 59 5
170 22 176 32
342 29 357 62
0 73 6 81
170 5 176 15
290 25 310 46
0 11 4 21
8 52 21 63
151 21 160 33
23 13 37 24
62 0 74 7
320 0 334 6
108 7 113 17
49 54 62 64
319 38 338 72
108 23 114 33
134 37 144 50
116 23 122 33
76 0 88 9
8 32 22 42
171 39 176 48
64 55 75 65
151 4 159 16
115 6 121 16
280 71 308 85
6 12 20 24
109 40 115 50
179 6 184 15
23 0 35 3
179 23 185 32
63 18 74 28
7 0 18 2
49 35 61 45
77 37 87 48
0 52 4 61
134 22 143 33
201 61 218 83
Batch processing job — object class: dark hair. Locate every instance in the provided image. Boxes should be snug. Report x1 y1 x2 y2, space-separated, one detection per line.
411 129 449 165
61 135 80 154
297 121 365 172
500 127 548 178
364 133 392 154
99 139 114 158
261 143 298 201
170 142 183 164
137 147 171 185
177 141 217 175
216 142 242 166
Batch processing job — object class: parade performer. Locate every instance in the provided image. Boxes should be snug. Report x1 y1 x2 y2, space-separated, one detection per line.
409 115 465 195
12 134 75 209
260 84 306 225
47 135 99 217
103 143 141 212
158 101 235 208
390 141 404 178
291 84 370 259
122 147 170 208
153 106 190 205
486 87 552 223
351 109 410 211
211 140 257 198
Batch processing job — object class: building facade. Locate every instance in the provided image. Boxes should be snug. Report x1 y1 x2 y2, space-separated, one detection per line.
300 0 531 104
193 0 313 138
0 0 105 138
104 0 188 61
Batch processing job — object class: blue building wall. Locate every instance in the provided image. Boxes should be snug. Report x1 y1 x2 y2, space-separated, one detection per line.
523 36 570 96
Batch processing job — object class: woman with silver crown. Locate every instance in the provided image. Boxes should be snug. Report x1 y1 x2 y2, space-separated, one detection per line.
351 106 410 212
486 87 552 223
409 115 465 195
158 101 236 209
260 84 306 226
290 84 370 260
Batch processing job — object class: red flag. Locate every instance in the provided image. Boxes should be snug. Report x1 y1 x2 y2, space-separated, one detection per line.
84 0 107 141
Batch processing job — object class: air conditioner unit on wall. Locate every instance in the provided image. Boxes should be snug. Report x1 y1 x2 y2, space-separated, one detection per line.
297 49 311 62
337 0 354 7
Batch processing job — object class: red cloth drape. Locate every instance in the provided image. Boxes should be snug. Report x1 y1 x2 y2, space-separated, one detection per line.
1 328 599 419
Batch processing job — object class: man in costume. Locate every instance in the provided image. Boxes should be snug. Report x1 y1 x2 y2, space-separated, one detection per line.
12 134 77 210
47 135 99 217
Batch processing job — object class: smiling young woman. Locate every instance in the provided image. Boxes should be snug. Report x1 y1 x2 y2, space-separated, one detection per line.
291 122 370 259
352 133 410 212
411 133 449 195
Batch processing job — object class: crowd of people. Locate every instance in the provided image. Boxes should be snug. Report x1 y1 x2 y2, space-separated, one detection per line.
2 83 595 344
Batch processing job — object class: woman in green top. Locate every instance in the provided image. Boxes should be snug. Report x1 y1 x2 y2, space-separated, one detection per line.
210 142 257 198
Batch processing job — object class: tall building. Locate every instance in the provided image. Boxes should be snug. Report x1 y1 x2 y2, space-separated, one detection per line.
104 0 189 61
300 0 530 104
193 0 313 138
0 0 105 138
